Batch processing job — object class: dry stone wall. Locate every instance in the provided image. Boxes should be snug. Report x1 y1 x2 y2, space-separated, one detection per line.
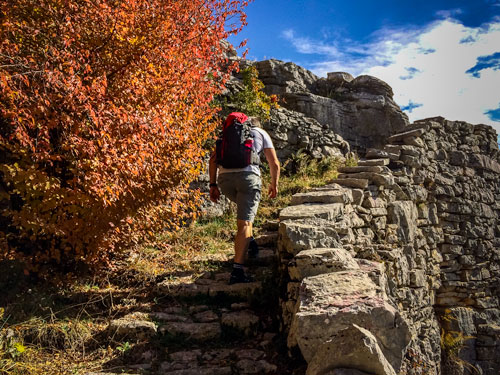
277 117 500 375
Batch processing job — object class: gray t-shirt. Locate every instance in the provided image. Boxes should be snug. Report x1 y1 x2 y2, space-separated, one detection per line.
218 127 274 176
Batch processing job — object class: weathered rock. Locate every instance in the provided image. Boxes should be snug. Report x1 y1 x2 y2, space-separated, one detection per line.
193 310 219 323
306 324 397 375
334 178 369 189
249 60 409 151
288 248 359 280
290 272 411 371
291 190 353 205
221 310 259 336
358 158 390 166
280 203 345 221
338 166 386 173
108 314 157 341
387 201 418 243
279 219 342 255
160 322 221 341
235 359 278 374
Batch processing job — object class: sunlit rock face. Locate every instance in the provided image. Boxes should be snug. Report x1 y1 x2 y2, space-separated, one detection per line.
252 59 409 152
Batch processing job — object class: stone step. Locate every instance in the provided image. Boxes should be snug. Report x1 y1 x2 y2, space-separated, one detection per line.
254 232 278 247
221 309 260 336
333 178 369 189
160 347 277 374
337 165 386 173
337 172 394 187
365 148 399 160
387 127 425 142
279 202 345 221
158 278 262 300
357 158 390 166
261 220 279 231
290 190 353 205
247 248 276 267
309 182 343 191
159 321 221 342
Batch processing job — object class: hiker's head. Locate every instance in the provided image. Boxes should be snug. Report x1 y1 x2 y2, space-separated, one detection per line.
247 116 261 128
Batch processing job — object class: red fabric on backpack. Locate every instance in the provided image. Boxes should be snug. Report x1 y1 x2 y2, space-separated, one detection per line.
223 112 248 130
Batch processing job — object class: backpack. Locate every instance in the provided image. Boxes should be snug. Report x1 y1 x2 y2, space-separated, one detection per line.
215 112 261 169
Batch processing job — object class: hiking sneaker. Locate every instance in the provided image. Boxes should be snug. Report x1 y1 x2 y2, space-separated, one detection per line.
228 269 255 285
248 237 259 258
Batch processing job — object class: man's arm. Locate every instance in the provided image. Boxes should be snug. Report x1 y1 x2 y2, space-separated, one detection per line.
209 151 220 202
263 148 280 198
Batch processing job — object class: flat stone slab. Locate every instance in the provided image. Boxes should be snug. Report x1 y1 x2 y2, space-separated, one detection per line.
108 315 157 340
221 310 259 336
334 178 369 189
387 128 425 142
208 281 262 298
357 158 390 166
160 322 221 341
310 183 343 191
337 166 385 173
158 280 262 300
236 359 277 374
291 190 353 205
255 232 278 246
288 248 360 280
193 310 219 323
160 366 232 375
247 248 275 267
149 312 191 322
337 172 394 187
366 149 399 160
280 203 344 221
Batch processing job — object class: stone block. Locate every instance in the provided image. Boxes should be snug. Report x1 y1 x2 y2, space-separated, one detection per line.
288 248 359 280
280 203 345 221
387 201 418 243
306 324 397 375
291 190 353 205
279 219 342 255
290 271 411 372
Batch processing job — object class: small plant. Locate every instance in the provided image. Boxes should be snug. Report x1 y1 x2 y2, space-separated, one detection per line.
440 309 479 374
344 153 359 167
220 66 279 120
116 341 132 353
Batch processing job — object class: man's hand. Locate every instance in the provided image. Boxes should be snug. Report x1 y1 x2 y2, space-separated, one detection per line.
210 186 220 203
264 148 280 200
268 183 278 198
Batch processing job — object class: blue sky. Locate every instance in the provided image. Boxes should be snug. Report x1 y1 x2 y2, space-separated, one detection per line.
230 0 500 137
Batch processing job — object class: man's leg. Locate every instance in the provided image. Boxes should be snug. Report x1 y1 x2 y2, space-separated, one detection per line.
234 219 252 264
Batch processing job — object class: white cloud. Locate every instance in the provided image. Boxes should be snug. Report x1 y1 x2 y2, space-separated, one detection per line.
283 19 500 135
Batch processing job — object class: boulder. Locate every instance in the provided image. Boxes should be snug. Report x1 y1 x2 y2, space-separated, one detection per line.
306 324 397 375
289 272 411 372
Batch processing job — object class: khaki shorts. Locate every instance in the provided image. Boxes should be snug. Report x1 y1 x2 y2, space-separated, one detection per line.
218 172 262 222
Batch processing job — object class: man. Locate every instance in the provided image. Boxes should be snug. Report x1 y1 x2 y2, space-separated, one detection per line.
209 114 280 284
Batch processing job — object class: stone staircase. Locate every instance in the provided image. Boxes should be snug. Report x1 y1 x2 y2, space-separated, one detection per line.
86 224 297 375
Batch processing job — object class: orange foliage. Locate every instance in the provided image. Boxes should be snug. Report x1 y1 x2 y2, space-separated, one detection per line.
0 0 249 273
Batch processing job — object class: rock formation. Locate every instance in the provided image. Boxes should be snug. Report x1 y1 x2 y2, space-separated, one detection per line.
278 117 500 375
251 59 409 152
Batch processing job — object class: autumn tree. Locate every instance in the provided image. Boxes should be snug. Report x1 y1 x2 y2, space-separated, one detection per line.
0 0 250 274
